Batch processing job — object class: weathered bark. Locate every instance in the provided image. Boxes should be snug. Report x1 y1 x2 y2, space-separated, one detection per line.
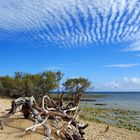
0 93 88 140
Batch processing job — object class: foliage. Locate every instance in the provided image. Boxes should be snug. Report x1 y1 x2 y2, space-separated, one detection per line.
0 71 92 98
63 77 91 97
0 71 63 98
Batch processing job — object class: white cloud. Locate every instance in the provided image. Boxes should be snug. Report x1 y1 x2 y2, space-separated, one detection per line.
107 63 140 68
43 66 61 70
94 81 120 89
94 77 140 91
124 77 140 85
92 81 120 92
0 0 139 47
126 41 140 51
43 64 72 71
43 66 69 71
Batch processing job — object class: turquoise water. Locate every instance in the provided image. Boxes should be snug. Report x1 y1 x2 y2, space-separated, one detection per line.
82 92 140 111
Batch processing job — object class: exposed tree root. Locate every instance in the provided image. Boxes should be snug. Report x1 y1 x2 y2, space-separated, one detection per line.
0 93 88 140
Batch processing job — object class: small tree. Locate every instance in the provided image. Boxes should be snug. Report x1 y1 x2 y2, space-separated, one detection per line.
63 77 91 98
39 71 63 95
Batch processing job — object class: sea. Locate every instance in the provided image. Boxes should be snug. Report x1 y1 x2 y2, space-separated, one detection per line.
82 92 140 112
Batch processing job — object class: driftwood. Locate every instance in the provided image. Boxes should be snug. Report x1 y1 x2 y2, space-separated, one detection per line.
0 93 88 140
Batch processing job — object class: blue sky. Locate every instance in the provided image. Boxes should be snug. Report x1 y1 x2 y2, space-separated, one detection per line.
0 0 140 91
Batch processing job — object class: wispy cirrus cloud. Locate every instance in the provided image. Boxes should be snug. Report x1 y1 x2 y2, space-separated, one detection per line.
43 66 62 70
0 0 139 48
43 66 70 71
107 63 140 68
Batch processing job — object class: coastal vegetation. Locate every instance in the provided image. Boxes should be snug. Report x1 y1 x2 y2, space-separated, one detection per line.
0 71 91 98
0 71 140 133
63 77 91 98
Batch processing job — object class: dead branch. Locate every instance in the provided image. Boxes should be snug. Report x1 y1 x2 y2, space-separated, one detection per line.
0 93 88 140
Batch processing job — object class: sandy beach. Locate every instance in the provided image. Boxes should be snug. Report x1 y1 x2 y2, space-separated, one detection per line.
1 0 140 139
0 98 140 140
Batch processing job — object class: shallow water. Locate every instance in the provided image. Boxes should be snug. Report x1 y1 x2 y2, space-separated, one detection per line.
82 92 140 111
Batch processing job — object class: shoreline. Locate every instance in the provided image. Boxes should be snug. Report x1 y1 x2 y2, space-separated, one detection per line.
0 97 140 140
80 106 140 132
81 92 140 112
